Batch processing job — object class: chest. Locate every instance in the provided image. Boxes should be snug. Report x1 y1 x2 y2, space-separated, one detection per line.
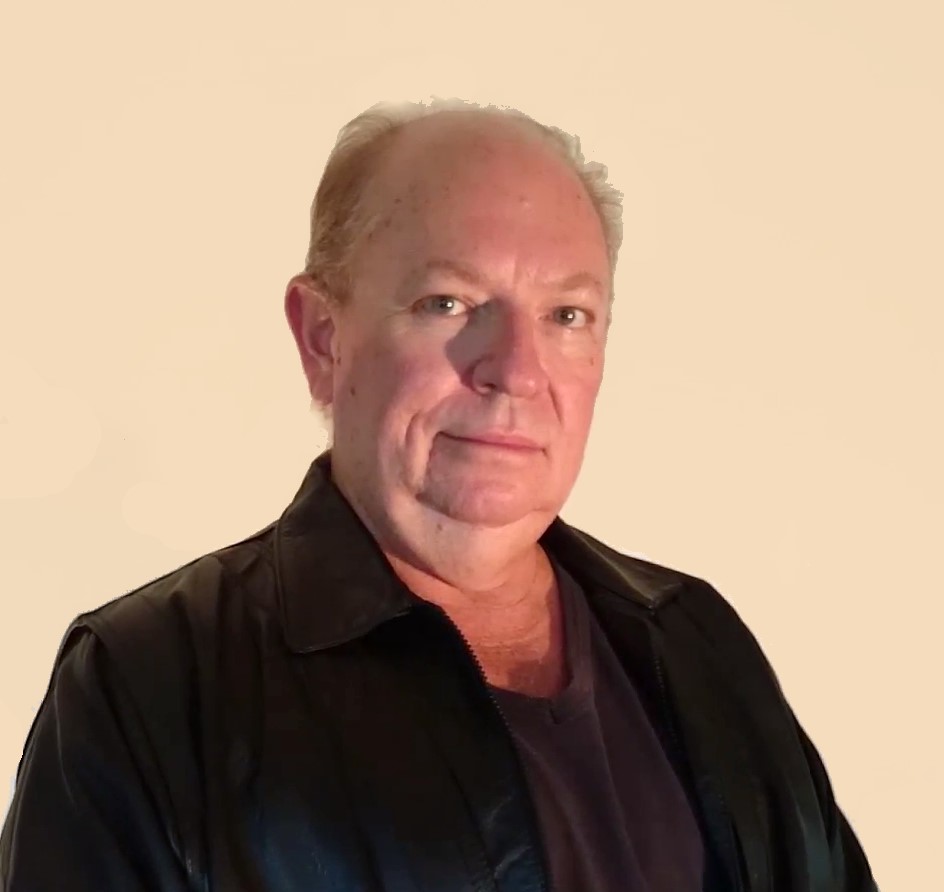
448 583 569 699
471 634 569 698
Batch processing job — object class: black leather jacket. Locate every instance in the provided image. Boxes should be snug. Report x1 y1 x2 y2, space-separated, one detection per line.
1 451 878 891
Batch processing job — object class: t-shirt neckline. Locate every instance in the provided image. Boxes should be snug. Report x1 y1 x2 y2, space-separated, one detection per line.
488 555 595 725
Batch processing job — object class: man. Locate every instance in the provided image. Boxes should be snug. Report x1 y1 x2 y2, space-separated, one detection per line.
1 99 877 891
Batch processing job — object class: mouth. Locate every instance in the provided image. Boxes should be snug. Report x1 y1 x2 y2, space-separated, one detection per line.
441 432 543 452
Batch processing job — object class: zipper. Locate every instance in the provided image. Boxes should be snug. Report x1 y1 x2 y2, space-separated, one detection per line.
651 645 685 772
425 602 551 892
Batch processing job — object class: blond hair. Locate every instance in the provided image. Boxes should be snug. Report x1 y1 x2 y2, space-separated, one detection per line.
302 96 624 306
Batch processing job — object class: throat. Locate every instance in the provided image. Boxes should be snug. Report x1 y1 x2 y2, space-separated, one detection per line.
455 584 569 699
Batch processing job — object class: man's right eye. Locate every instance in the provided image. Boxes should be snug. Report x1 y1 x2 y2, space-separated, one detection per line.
418 295 466 315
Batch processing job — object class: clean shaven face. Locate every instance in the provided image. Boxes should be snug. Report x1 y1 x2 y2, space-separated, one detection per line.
322 113 612 552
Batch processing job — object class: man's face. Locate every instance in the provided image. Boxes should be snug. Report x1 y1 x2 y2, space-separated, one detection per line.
320 115 611 539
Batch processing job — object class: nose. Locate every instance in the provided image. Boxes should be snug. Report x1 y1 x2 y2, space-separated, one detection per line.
469 307 548 399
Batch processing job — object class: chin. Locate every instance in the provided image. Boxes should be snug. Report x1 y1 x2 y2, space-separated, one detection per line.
417 479 556 529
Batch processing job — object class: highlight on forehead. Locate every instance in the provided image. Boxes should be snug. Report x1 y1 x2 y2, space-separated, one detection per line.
367 111 584 207
386 108 550 165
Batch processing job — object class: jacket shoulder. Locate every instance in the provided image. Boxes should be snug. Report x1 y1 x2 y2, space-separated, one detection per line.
557 522 770 673
71 525 277 655
39 528 281 777
0 528 279 890
552 520 721 609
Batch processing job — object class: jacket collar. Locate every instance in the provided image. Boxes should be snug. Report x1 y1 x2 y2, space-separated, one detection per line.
274 450 686 654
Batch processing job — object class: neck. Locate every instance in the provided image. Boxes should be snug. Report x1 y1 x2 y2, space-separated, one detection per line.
324 450 556 638
384 540 554 616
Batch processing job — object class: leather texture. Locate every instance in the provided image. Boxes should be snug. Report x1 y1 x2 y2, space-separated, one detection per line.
0 450 879 891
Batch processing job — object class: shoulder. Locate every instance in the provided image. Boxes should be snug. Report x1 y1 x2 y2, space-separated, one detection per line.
555 521 771 673
48 524 280 725
549 519 731 615
598 541 789 704
3 534 278 888
74 524 276 649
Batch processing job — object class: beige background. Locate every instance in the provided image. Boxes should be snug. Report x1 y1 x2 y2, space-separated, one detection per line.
2 1 941 887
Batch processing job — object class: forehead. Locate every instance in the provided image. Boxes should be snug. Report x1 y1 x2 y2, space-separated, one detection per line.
371 114 587 215
359 114 609 284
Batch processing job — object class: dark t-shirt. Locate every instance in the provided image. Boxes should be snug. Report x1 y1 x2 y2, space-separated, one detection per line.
489 557 704 892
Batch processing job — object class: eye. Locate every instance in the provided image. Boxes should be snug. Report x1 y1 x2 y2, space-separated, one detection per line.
417 294 468 316
552 306 592 328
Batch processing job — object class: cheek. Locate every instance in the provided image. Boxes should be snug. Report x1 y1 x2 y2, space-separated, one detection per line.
553 353 604 415
340 335 453 421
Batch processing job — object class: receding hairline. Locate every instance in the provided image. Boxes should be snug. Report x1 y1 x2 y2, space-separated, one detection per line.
351 110 601 264
372 106 565 166
303 97 624 311
365 110 539 180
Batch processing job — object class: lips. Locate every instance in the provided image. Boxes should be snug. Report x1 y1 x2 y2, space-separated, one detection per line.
443 431 542 451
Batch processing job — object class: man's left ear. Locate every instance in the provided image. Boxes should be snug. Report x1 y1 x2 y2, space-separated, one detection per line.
284 274 339 408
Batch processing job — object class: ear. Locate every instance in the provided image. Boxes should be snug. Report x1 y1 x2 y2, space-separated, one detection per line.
284 274 340 409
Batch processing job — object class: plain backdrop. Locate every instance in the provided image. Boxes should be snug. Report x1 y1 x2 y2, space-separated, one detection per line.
2 2 941 888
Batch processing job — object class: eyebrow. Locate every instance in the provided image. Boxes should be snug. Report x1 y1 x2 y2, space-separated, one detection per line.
414 258 606 298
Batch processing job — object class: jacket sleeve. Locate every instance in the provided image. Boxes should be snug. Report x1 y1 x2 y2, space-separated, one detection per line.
791 714 880 892
0 624 192 891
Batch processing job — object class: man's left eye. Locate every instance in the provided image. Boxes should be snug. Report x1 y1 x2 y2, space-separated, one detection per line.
553 307 591 327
